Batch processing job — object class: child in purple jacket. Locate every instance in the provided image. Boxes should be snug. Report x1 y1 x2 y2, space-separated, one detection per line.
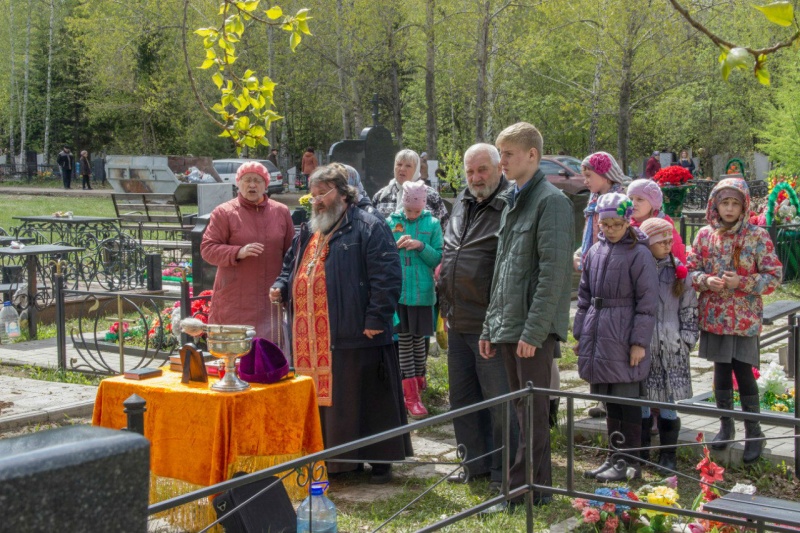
573 192 659 482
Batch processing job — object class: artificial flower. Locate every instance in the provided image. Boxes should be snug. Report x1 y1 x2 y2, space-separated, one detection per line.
654 166 694 188
664 476 678 489
582 507 601 524
675 264 688 280
572 498 589 511
646 486 679 507
601 502 616 513
697 456 725 484
602 516 619 533
729 483 756 495
589 153 612 175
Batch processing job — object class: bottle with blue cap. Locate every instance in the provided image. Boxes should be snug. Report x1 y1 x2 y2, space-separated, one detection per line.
0 301 21 344
296 481 337 533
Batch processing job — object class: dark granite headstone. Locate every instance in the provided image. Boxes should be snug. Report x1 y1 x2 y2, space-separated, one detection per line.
191 214 216 294
329 94 396 198
0 425 150 533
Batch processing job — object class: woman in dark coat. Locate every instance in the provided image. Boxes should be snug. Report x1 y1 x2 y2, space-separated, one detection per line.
573 192 658 482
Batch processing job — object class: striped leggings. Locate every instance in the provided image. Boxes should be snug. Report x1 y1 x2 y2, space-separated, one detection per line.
397 333 427 379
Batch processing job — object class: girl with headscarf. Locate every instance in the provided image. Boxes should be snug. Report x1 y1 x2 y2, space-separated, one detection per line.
687 177 782 464
573 151 626 271
627 178 687 263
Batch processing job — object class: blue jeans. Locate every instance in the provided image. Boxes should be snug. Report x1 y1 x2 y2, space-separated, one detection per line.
642 407 678 420
447 330 518 482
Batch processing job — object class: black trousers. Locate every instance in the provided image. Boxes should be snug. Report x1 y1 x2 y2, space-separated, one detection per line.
61 170 72 189
500 335 556 501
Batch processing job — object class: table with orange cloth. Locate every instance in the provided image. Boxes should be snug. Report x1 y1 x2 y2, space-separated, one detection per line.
93 370 323 529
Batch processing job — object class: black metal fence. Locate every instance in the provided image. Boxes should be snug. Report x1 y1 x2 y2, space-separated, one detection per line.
0 163 59 182
134 383 800 533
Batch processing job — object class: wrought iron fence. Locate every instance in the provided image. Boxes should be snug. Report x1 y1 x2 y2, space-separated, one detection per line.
52 273 213 374
135 384 799 533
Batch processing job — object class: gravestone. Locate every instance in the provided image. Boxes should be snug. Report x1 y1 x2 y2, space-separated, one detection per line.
329 94 396 198
754 152 770 181
0 425 150 533
198 183 235 216
191 214 216 293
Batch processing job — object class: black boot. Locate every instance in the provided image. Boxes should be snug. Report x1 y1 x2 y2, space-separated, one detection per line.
584 417 618 478
549 398 559 428
596 420 641 482
740 394 765 464
640 416 652 465
711 389 736 451
657 417 681 475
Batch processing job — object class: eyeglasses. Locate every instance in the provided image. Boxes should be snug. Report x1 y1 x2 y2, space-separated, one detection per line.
309 188 335 204
600 221 626 230
653 239 674 247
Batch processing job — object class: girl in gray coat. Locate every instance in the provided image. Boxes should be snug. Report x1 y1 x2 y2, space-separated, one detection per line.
574 193 659 482
638 217 699 475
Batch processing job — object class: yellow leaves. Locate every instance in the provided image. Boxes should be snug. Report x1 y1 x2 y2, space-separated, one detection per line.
197 2 312 152
755 54 770 85
265 6 283 19
753 1 795 27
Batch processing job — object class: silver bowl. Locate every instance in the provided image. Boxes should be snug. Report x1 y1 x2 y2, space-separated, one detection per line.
180 319 255 392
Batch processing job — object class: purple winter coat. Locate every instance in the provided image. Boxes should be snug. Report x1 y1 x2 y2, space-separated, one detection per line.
573 227 659 385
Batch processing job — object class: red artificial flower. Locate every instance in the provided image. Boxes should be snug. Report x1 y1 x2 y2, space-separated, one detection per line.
676 265 688 279
697 456 725 484
626 491 639 501
696 432 704 443
752 367 761 379
654 166 694 188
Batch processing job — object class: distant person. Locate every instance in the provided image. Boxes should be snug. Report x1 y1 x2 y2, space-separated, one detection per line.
79 150 92 190
419 152 430 186
678 150 695 176
57 146 74 189
645 151 661 179
267 148 279 167
301 147 319 190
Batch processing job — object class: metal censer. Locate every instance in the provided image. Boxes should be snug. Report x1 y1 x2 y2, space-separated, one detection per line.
181 318 254 392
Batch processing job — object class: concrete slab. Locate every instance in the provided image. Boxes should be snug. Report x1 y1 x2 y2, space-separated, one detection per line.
0 375 96 431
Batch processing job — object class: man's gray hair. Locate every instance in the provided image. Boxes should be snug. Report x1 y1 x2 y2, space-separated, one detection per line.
309 163 357 204
464 143 500 167
394 149 421 181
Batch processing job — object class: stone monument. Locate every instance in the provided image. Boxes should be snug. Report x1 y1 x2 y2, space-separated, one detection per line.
329 93 397 198
0 425 150 532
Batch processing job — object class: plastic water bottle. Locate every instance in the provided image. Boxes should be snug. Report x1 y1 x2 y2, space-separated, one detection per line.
0 301 21 344
297 481 337 533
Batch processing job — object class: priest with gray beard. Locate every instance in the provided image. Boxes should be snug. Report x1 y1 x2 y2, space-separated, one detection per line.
270 163 411 484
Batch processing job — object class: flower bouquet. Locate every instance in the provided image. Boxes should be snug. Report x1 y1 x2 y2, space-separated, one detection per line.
571 479 681 532
299 194 313 215
653 166 695 218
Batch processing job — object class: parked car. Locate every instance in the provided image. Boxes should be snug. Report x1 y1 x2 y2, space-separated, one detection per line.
540 156 589 196
212 159 284 195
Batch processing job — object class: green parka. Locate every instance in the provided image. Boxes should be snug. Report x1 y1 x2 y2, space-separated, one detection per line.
481 169 574 346
387 210 443 306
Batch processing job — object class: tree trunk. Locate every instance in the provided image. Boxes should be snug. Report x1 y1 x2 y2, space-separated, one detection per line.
425 0 437 158
390 59 403 145
616 44 633 174
267 24 277 148
19 0 32 159
8 0 16 159
351 78 363 133
474 0 491 142
588 60 602 153
43 0 55 165
336 0 351 138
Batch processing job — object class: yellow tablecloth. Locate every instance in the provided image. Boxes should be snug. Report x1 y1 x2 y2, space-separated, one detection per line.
93 371 324 530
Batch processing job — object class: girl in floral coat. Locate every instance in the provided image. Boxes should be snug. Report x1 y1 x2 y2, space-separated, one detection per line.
639 217 698 475
687 177 782 464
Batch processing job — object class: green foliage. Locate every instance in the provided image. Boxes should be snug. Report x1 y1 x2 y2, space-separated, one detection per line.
437 147 463 195
21 364 102 386
195 1 312 154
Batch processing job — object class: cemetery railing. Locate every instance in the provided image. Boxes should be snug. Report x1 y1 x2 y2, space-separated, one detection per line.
140 384 800 533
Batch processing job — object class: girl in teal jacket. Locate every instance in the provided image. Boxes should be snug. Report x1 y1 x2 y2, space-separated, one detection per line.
387 180 443 418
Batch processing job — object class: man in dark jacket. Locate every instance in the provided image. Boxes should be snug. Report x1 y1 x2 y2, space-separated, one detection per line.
56 146 74 189
480 122 574 507
438 143 516 490
270 163 411 484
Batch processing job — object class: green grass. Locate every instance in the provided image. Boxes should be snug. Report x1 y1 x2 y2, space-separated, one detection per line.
0 363 102 386
0 194 118 233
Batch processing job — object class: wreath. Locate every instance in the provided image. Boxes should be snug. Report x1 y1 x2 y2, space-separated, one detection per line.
766 182 800 226
725 157 746 176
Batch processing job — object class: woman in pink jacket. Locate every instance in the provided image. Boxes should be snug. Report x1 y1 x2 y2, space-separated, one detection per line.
201 161 295 342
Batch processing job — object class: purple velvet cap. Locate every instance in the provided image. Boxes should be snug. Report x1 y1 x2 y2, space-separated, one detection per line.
237 337 289 384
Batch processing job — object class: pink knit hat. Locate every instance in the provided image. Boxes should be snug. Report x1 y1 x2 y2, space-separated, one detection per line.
627 179 663 212
235 161 271 186
403 180 427 210
640 217 673 245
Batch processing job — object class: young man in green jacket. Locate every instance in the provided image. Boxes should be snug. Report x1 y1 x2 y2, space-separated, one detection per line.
479 122 574 508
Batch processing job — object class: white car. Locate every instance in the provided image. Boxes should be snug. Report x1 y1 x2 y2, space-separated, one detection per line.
213 159 284 195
